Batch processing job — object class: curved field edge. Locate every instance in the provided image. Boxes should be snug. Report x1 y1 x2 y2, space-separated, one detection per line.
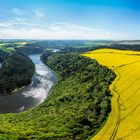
41 53 116 140
82 48 140 140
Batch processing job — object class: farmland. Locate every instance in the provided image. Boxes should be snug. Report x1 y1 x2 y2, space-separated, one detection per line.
83 49 140 140
0 43 14 53
0 42 29 53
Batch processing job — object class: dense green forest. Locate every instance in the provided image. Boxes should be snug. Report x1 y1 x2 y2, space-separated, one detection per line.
15 44 45 55
29 40 140 53
0 53 35 95
98 44 140 52
1 40 140 55
0 53 115 140
41 53 115 139
59 44 140 53
0 50 9 63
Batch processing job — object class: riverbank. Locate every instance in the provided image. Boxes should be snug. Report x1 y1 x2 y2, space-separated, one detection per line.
0 53 35 95
0 54 56 113
0 52 115 140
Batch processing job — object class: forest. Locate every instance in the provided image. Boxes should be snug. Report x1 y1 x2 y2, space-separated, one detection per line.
15 44 45 55
1 40 138 139
0 53 35 95
0 50 9 63
0 52 116 140
38 53 116 139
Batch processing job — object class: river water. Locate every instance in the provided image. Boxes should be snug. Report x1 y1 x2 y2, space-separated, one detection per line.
0 55 56 114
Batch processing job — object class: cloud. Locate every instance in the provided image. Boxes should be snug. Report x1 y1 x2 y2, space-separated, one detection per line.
34 10 46 18
4 8 117 39
0 19 125 39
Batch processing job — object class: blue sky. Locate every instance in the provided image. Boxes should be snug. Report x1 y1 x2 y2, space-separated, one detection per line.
0 0 140 39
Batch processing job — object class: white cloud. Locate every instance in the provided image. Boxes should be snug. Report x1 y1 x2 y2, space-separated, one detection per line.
0 19 125 39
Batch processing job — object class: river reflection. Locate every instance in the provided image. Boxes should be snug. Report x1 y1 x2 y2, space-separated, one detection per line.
0 55 56 114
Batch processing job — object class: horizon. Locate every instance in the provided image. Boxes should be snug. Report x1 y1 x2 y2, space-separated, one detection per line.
1 39 140 41
0 0 140 40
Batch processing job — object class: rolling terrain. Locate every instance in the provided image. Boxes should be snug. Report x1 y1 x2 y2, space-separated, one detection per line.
0 52 115 139
83 49 140 140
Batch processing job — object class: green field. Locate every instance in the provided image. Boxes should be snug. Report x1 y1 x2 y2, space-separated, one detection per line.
0 43 14 53
71 41 112 48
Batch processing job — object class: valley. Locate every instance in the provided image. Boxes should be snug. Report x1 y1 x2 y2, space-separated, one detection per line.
0 40 140 139
0 54 56 113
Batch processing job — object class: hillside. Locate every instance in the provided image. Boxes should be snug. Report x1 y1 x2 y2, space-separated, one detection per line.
0 53 115 140
0 53 35 95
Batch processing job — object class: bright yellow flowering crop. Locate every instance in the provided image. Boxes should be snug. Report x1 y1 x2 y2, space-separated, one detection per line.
83 49 140 140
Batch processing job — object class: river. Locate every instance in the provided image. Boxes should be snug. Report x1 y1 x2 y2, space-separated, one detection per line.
0 54 56 114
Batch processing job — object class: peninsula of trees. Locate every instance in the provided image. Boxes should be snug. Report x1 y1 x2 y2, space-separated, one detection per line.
0 53 35 95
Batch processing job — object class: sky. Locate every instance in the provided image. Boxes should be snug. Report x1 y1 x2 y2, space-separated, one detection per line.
0 0 140 40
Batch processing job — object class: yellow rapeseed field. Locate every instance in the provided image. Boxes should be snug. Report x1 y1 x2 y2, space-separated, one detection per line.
83 49 140 140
